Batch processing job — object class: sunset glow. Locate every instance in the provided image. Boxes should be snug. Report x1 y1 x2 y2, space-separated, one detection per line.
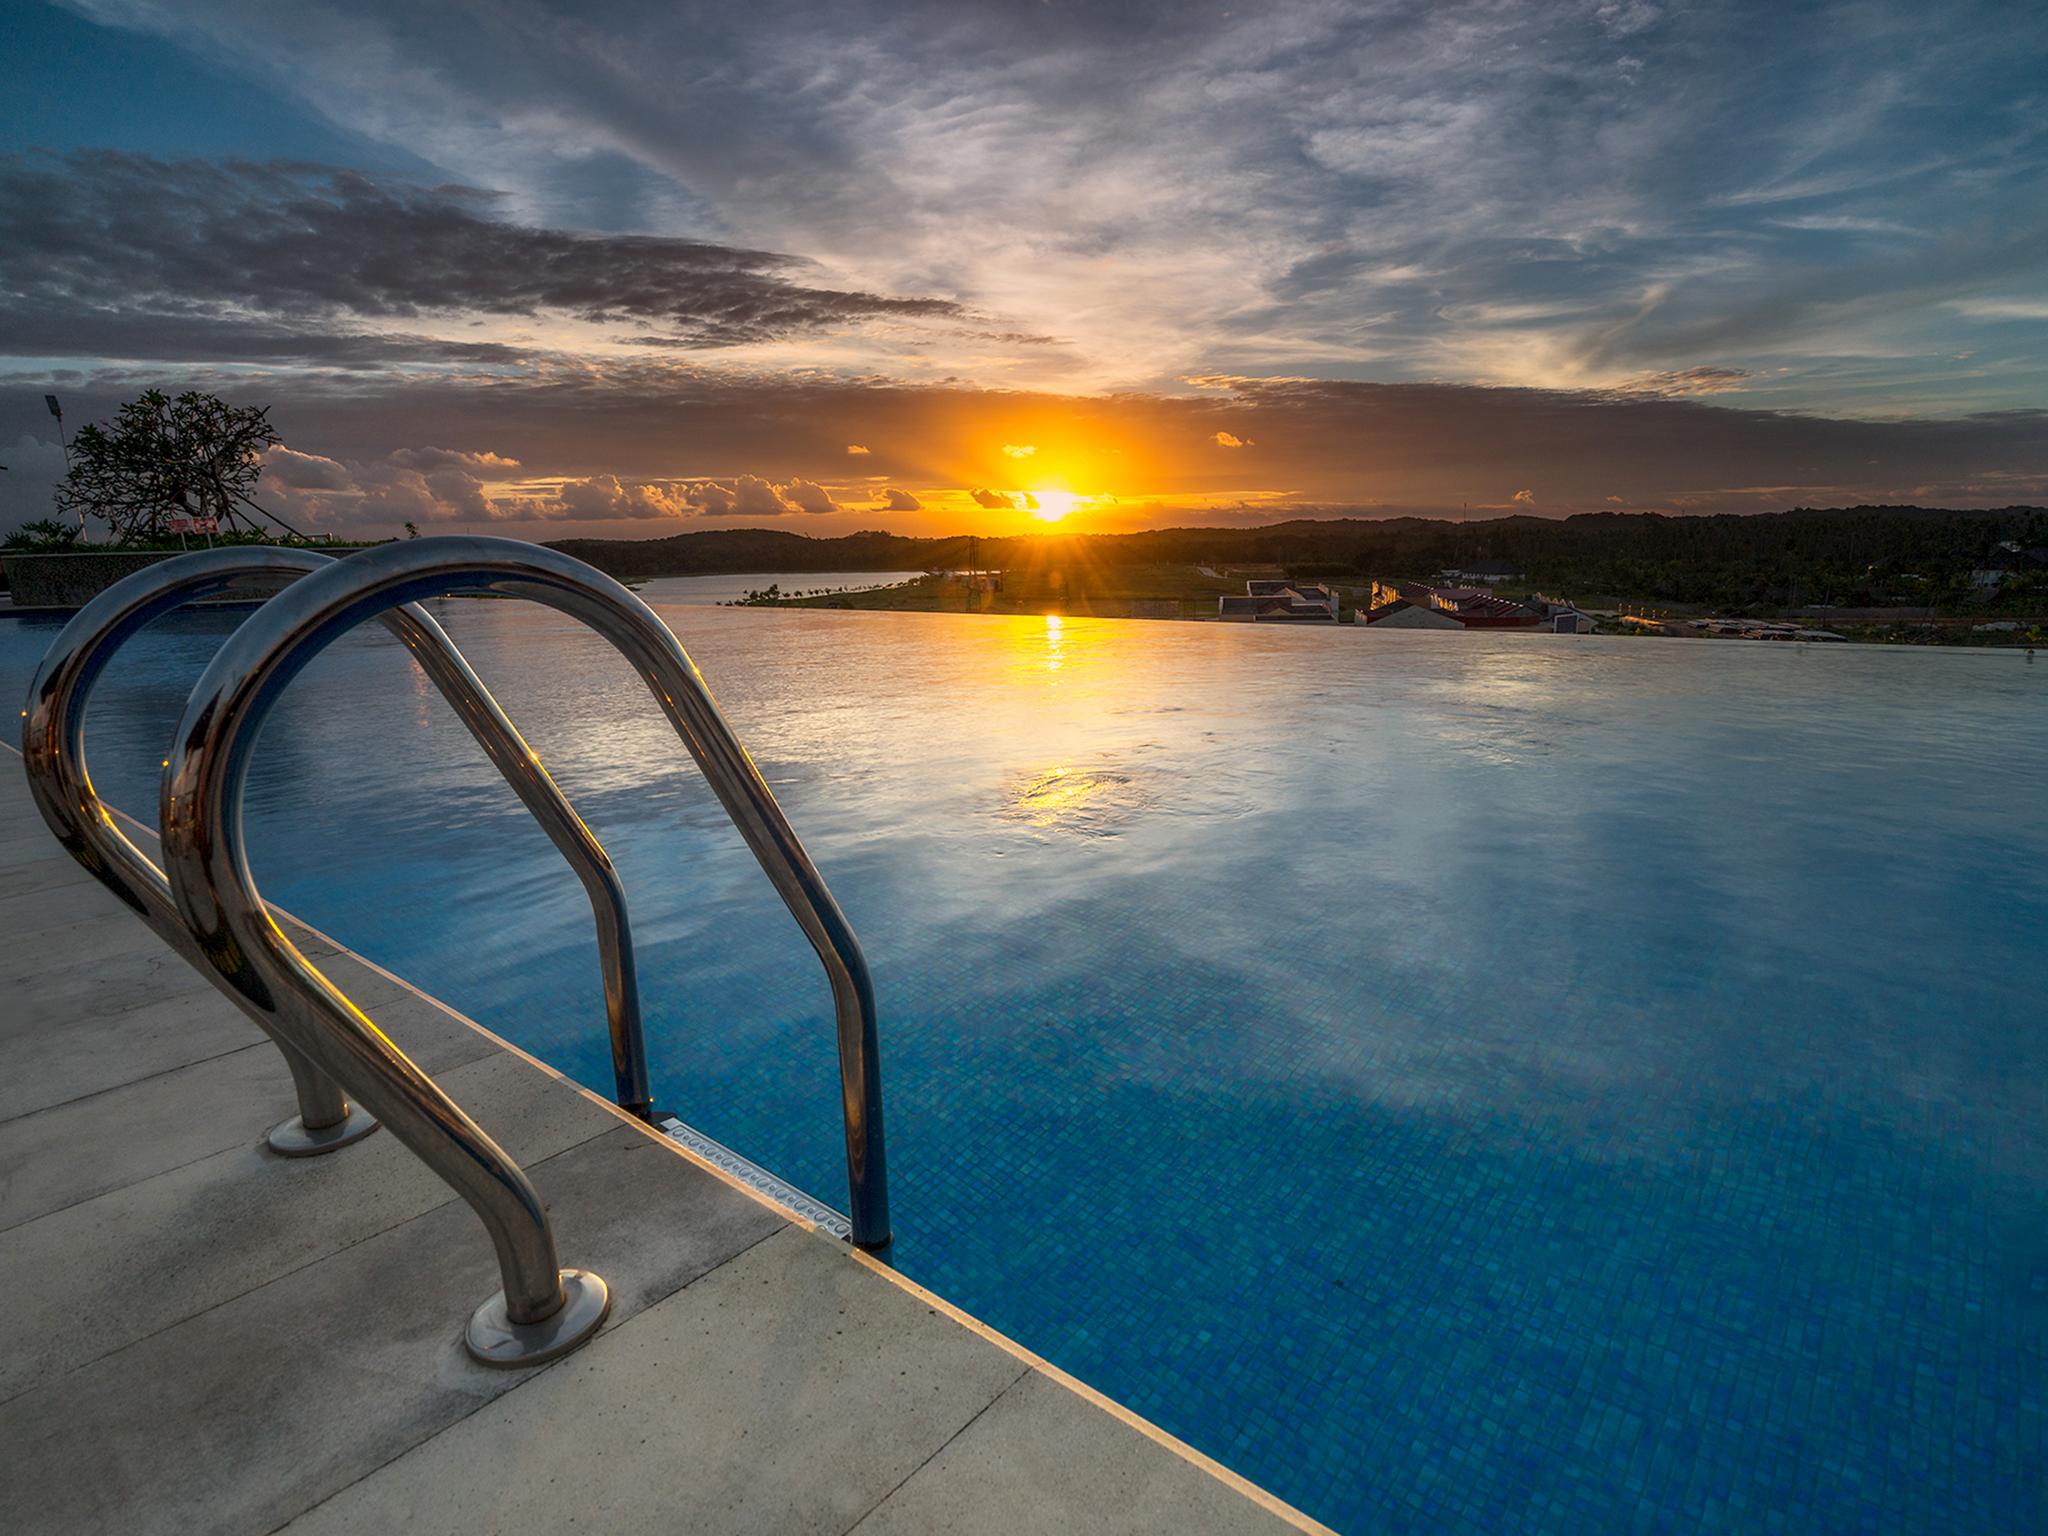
3 8 2044 1533
0 1 2042 543
1030 490 1080 523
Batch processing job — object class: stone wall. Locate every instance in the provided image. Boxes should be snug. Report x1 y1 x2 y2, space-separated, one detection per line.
2 547 370 609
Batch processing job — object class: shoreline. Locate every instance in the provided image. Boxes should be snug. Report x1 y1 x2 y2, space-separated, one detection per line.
726 588 2046 650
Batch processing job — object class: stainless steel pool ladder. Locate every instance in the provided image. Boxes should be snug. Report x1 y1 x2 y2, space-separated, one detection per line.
146 537 888 1367
21 545 654 1154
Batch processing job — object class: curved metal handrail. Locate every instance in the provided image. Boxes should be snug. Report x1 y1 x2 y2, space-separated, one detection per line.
20 547 652 1161
159 536 889 1366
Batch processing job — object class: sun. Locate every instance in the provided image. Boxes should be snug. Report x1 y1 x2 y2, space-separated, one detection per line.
1030 488 1080 522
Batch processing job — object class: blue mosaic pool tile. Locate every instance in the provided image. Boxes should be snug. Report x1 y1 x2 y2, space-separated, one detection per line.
11 602 2042 1536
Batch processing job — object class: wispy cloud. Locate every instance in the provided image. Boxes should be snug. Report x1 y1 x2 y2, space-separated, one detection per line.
1765 214 1920 235
1604 366 1752 397
49 0 2047 410
1947 299 2048 321
5 0 2047 540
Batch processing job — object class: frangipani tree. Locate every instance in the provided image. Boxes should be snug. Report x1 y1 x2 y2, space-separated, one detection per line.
54 390 302 542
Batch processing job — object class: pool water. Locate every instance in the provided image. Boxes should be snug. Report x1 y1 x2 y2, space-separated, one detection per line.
6 581 2043 1533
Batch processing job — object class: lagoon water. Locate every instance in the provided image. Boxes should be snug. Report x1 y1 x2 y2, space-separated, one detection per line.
5 577 2043 1533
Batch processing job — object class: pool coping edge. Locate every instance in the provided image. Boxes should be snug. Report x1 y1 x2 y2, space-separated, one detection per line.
5 739 1341 1536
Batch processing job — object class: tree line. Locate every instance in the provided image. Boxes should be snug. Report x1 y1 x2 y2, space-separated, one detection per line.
551 505 2048 612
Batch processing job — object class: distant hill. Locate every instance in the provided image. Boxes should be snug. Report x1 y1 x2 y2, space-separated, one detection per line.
549 505 2048 610
546 526 947 579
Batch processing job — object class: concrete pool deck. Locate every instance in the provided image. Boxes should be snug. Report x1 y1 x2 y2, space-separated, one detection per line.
0 755 1330 1535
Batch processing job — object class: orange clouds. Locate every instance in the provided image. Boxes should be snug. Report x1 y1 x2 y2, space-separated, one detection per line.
218 368 2048 545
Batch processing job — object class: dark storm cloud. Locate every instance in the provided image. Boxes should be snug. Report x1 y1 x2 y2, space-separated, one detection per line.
0 152 962 352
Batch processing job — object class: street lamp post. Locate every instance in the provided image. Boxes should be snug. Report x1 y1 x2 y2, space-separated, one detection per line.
45 395 78 532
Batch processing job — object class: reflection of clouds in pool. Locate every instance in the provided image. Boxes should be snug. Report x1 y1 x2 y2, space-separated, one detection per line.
8 601 2044 1536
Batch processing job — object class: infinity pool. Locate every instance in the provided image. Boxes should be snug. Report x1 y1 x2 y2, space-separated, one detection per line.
6 580 2043 1533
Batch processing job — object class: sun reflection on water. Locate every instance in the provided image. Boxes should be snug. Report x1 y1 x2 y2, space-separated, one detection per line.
1007 762 1147 836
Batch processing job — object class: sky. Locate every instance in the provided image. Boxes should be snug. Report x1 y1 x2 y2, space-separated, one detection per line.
2 0 2045 540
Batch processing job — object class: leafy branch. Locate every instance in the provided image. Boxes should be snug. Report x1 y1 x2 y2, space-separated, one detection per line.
54 389 305 543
